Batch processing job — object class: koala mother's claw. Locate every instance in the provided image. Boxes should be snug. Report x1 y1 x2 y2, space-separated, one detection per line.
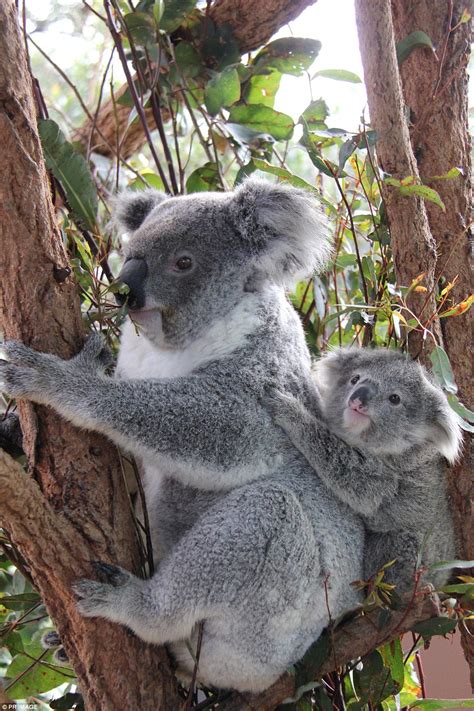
72 578 115 618
92 560 130 586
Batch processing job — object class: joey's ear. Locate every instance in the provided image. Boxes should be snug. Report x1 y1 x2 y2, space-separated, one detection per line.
313 348 360 393
112 189 168 233
424 384 463 464
230 178 332 285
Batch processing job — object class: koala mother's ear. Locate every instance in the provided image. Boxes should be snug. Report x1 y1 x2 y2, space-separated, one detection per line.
112 189 168 233
230 178 332 286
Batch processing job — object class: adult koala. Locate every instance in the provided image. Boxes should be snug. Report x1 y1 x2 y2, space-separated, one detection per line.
0 179 364 692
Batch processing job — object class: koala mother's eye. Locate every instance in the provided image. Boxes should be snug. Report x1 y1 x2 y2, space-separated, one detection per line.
174 256 193 271
389 394 401 405
350 375 360 385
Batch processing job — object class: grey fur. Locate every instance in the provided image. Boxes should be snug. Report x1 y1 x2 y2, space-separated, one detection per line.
0 179 364 692
266 347 462 591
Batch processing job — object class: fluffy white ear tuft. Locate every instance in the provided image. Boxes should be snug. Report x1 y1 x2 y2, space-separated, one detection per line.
112 189 168 233
231 177 332 286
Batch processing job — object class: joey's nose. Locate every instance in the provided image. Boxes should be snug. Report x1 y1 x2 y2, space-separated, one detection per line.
349 385 374 412
115 258 148 309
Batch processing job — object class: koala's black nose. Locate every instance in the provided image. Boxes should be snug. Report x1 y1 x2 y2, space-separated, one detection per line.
115 258 148 309
349 384 375 408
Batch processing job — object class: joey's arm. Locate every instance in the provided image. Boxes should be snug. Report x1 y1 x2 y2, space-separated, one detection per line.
266 390 398 516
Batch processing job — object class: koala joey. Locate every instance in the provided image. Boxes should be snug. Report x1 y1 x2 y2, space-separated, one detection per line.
266 348 462 591
0 178 366 693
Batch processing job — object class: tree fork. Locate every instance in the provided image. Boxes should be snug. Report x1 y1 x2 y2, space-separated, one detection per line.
0 2 179 707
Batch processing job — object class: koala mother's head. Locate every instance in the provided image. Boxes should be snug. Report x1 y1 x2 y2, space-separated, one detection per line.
114 179 330 347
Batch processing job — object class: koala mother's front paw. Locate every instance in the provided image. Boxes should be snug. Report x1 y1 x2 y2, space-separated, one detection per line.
73 561 132 620
0 342 60 401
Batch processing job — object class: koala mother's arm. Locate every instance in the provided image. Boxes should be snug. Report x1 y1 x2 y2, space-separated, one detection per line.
0 340 263 477
267 391 398 516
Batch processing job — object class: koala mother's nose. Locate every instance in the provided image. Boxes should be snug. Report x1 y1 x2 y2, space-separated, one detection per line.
349 384 375 411
115 258 148 309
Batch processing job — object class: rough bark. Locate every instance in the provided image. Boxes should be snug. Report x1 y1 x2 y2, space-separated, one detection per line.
0 2 179 707
222 589 442 710
73 0 317 158
354 0 442 361
391 0 473 688
355 0 473 689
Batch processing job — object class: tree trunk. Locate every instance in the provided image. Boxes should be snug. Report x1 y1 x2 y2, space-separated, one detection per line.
355 0 473 688
391 0 473 688
0 2 179 707
354 0 442 361
73 0 318 158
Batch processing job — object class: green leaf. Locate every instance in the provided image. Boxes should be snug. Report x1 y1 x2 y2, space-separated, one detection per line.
430 345 458 394
338 137 358 174
447 394 474 422
124 12 156 46
399 183 445 210
186 162 221 193
353 650 401 704
252 159 316 191
380 638 404 687
313 68 362 83
429 559 474 572
0 593 41 609
335 254 358 269
153 0 165 24
412 701 474 710
160 0 196 32
129 171 165 191
205 67 241 115
430 166 463 180
396 31 434 64
411 617 458 639
244 71 281 108
299 98 330 129
437 583 474 595
228 104 294 141
38 119 98 232
254 38 321 76
174 42 202 77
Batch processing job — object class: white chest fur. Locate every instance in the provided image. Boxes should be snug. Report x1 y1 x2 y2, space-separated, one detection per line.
115 296 262 381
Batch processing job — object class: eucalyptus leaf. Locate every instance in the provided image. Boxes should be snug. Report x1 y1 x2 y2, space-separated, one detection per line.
430 346 458 394
38 119 98 232
252 159 316 191
412 701 474 710
411 617 458 639
254 38 321 76
205 67 241 115
313 68 362 83
124 12 156 46
186 162 221 193
228 104 294 141
396 31 434 64
160 0 196 32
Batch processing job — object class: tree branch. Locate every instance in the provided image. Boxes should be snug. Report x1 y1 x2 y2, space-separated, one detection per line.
72 0 317 158
221 588 442 710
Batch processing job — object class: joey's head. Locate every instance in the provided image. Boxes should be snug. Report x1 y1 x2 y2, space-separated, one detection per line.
113 179 330 347
315 348 462 463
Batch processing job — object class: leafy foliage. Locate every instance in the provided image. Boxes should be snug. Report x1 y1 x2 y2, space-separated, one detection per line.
1 0 473 707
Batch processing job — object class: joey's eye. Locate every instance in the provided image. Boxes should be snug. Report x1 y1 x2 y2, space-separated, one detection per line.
175 256 193 271
350 375 360 385
389 394 401 405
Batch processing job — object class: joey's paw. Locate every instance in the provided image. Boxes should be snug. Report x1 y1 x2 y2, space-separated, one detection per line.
262 387 302 425
76 334 114 372
73 578 117 618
